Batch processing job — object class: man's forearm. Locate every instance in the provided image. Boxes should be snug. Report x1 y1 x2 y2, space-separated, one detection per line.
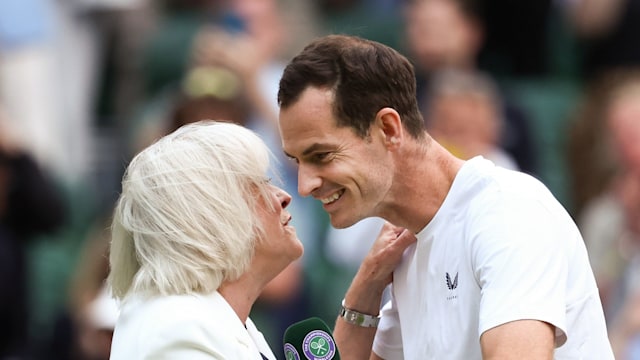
334 315 378 360
333 269 385 360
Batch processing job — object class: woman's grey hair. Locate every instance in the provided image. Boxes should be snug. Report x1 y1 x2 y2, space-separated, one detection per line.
108 120 275 300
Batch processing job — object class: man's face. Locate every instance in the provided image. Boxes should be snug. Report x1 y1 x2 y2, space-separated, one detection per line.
278 87 393 228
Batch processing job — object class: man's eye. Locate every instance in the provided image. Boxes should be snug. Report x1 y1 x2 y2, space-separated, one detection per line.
313 152 330 162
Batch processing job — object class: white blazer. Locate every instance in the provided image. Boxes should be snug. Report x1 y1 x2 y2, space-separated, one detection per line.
110 290 277 359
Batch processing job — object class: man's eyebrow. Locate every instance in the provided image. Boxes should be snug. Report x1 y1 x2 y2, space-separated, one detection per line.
283 143 333 159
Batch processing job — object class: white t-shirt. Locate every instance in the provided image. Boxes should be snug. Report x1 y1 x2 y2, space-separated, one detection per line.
372 156 613 359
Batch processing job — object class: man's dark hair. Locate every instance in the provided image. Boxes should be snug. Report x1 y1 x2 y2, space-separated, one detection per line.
278 34 425 139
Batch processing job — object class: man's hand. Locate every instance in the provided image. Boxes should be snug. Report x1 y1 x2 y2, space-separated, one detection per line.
357 222 417 293
344 222 417 313
334 221 417 360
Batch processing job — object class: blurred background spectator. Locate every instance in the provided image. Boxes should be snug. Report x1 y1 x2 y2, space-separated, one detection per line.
47 215 117 360
567 68 640 359
561 0 640 80
402 0 537 175
0 0 64 179
423 68 519 170
0 108 67 359
604 167 640 360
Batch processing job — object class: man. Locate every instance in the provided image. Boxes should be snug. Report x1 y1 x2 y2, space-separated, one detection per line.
277 34 613 359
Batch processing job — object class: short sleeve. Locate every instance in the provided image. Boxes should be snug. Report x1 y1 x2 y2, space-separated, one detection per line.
471 195 568 347
373 299 404 359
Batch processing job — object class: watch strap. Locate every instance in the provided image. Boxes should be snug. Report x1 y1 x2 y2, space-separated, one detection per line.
339 299 380 328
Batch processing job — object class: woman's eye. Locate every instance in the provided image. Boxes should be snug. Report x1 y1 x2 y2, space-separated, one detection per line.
286 155 299 165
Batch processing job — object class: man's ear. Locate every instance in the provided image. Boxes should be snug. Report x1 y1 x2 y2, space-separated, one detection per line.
375 107 403 148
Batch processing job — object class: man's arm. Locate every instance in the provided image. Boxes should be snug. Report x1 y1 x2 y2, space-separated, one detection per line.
333 222 416 360
480 319 555 360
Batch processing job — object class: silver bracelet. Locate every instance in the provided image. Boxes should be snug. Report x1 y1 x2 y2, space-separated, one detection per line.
339 299 380 328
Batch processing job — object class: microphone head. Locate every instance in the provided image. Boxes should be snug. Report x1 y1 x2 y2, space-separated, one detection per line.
283 317 340 360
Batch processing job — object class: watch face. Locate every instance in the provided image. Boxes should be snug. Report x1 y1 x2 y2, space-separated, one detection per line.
348 311 359 323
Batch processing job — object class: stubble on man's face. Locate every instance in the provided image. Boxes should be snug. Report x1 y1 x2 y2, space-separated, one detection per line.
279 87 394 228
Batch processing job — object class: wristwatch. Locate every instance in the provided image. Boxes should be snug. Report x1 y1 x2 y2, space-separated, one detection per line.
339 299 380 328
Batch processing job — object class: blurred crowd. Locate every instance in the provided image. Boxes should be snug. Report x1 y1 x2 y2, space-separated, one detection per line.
1 0 640 359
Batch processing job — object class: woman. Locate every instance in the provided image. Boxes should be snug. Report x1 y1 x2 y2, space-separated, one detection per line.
108 120 303 359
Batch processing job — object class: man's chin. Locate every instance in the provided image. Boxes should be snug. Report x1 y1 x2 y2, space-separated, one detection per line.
328 213 360 229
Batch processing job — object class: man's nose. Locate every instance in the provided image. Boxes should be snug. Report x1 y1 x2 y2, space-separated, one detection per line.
297 164 321 197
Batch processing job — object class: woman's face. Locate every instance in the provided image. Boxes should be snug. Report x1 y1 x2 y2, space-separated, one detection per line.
254 184 304 266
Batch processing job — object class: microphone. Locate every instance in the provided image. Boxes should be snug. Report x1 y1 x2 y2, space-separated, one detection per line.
283 317 341 360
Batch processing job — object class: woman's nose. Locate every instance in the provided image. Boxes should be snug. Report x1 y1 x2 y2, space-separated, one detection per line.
277 187 292 209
